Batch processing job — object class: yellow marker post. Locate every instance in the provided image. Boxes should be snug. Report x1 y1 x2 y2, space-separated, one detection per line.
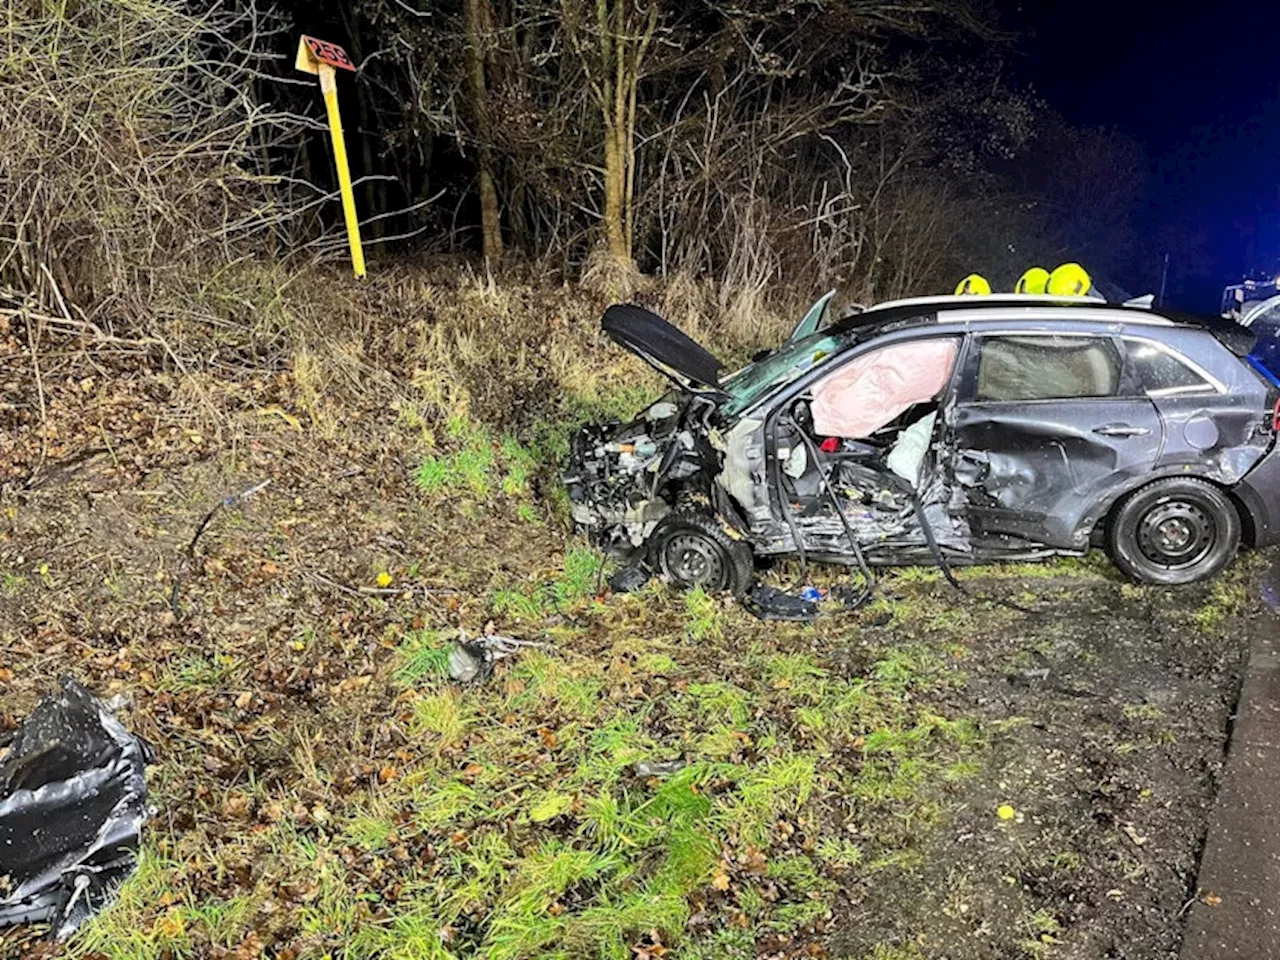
296 36 366 278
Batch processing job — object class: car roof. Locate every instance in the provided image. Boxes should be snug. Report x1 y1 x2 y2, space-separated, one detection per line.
862 292 1152 313
831 295 1254 356
848 294 1164 325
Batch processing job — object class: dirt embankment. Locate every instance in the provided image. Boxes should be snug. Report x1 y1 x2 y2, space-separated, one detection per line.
1 269 1262 959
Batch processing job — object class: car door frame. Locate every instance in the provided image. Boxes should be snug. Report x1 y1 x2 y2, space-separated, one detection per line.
757 325 969 548
942 325 1164 550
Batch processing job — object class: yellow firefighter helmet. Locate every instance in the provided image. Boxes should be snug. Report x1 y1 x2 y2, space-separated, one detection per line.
1047 262 1092 297
954 274 992 296
1015 266 1050 295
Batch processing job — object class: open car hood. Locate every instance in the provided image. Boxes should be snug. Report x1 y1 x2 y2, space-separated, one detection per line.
602 304 726 393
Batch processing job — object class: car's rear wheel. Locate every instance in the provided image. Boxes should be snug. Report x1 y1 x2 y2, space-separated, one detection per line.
1106 478 1241 585
649 512 754 597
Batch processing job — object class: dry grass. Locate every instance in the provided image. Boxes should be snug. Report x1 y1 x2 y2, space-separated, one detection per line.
212 261 802 449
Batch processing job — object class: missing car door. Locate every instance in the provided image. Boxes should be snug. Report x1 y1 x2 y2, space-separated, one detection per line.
765 336 964 559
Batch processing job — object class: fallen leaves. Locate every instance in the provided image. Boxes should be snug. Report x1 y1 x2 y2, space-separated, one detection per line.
741 846 769 875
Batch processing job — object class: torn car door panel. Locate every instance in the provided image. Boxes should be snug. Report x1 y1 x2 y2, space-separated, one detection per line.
949 334 1163 549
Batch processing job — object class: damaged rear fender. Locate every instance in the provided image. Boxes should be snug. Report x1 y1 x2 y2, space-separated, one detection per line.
1077 467 1255 546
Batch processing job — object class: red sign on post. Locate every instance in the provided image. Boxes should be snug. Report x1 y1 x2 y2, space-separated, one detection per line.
295 35 356 74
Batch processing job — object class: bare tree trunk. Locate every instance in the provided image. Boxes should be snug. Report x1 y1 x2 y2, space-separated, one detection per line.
465 0 503 261
567 0 655 267
602 119 627 261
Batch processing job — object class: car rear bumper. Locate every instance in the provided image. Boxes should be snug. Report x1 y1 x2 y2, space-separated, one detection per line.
1234 442 1280 547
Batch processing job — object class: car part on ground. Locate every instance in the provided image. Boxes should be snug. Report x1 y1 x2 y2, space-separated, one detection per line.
607 563 652 594
633 759 687 778
0 678 151 941
446 630 547 684
743 583 821 621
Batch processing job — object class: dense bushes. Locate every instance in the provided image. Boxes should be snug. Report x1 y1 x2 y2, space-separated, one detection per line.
1 0 1149 329
0 0 292 318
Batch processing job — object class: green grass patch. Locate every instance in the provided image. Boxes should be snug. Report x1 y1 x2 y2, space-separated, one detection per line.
75 532 1002 960
395 628 453 686
414 418 546 506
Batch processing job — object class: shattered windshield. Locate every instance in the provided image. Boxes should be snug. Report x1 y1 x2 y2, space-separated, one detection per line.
719 330 846 416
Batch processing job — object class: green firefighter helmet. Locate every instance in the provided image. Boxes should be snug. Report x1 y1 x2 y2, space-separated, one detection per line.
1047 262 1092 297
1015 266 1050 295
954 274 992 296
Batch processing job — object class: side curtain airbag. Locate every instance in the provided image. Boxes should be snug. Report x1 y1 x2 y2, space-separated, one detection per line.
811 338 958 439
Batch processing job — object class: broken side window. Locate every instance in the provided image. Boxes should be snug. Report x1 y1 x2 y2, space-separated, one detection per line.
974 335 1121 402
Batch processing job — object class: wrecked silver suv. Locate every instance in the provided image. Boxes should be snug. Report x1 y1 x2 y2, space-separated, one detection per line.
565 293 1280 594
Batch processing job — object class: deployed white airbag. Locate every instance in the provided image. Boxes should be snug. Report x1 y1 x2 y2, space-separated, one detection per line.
811 338 958 439
886 412 937 487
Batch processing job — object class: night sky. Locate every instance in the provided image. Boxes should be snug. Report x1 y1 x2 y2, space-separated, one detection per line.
999 0 1280 311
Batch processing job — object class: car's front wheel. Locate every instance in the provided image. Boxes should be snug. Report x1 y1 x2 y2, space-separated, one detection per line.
649 512 754 597
1106 478 1241 585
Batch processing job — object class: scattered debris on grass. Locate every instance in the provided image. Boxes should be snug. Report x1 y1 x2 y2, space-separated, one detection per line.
743 583 821 622
634 759 687 778
608 563 651 594
447 628 549 684
169 478 271 618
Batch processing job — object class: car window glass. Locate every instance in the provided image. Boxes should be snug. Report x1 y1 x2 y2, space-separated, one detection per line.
720 332 844 416
975 335 1121 402
1126 341 1213 395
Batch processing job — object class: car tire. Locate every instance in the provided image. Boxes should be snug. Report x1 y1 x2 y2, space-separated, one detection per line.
1106 478 1241 585
649 512 754 597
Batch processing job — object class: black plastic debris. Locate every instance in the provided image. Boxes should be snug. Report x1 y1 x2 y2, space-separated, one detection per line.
743 583 820 622
608 563 651 594
0 677 151 940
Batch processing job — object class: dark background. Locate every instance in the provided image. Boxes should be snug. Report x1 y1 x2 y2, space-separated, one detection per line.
999 0 1280 311
279 1 1280 313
